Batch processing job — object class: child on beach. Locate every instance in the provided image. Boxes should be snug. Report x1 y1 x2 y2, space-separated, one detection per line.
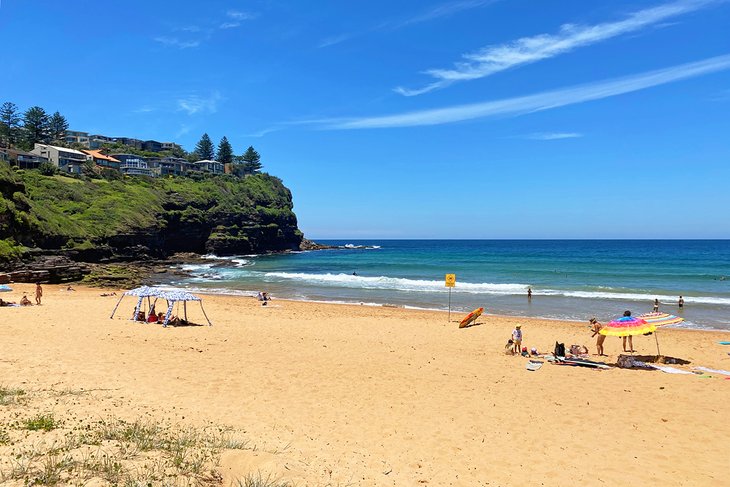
35 283 43 305
590 318 606 356
505 339 514 355
20 294 32 306
512 325 522 354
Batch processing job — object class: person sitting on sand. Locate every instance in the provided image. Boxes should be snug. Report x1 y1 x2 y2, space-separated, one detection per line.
66 285 75 291
512 325 523 354
590 318 606 356
136 310 145 321
504 339 515 355
147 308 158 323
20 295 32 306
157 311 165 323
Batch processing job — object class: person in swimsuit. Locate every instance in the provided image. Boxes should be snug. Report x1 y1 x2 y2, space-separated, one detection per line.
512 325 523 354
678 296 684 308
622 310 634 352
653 299 659 312
35 283 43 305
590 318 606 356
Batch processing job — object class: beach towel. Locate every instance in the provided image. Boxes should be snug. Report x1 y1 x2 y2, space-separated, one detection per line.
692 366 730 376
718 341 730 345
650 365 693 375
526 360 543 371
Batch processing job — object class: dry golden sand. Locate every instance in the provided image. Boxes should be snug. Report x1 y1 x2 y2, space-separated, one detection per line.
1 284 729 486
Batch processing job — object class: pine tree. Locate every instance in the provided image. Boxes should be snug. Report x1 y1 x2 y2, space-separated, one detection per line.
0 102 21 148
241 146 262 174
193 133 215 160
48 111 69 142
216 136 233 165
23 106 50 145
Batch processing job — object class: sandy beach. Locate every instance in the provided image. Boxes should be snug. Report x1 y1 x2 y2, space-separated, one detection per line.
1 284 728 486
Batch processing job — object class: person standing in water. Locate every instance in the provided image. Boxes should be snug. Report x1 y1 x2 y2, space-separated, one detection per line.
678 296 684 309
653 298 659 312
527 287 532 300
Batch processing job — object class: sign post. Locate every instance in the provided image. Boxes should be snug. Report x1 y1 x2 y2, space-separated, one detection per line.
445 274 456 321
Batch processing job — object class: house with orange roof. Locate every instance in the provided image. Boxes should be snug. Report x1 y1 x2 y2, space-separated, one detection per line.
83 150 120 170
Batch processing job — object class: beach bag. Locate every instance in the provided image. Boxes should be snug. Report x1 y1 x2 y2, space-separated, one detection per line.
554 342 565 357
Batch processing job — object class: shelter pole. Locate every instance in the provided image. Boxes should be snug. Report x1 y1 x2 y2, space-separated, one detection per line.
110 294 125 319
200 302 213 326
184 301 188 322
448 288 451 322
133 296 144 320
654 331 661 357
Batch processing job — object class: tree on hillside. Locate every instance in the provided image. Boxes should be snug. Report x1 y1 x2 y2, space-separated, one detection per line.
0 102 22 148
48 111 69 142
23 106 50 146
240 146 262 174
193 133 215 160
216 136 233 166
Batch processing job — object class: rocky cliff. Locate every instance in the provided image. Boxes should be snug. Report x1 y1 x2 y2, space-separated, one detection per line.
0 162 303 277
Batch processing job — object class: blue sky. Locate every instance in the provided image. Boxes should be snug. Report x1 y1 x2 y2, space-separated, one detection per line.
1 0 729 239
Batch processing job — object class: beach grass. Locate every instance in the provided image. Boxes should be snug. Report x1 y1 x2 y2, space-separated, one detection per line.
0 388 272 486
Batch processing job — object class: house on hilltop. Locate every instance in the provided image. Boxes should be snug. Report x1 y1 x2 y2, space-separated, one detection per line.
0 148 48 169
192 159 224 174
83 150 120 170
31 143 87 173
111 153 155 177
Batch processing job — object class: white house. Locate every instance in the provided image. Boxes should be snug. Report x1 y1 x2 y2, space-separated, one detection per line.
31 143 88 174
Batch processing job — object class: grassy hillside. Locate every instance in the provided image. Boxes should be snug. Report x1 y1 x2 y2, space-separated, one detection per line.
0 162 302 263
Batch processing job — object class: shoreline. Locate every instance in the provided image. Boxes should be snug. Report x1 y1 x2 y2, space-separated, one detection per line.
151 282 730 333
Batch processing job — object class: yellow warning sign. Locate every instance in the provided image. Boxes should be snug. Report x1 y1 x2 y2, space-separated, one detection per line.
445 274 456 287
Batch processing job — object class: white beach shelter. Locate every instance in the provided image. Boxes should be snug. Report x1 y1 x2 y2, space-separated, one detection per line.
109 287 212 327
158 289 213 327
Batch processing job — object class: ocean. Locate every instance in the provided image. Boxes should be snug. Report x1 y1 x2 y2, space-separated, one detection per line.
166 240 730 331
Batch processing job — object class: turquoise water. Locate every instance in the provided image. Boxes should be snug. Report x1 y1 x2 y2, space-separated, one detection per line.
168 240 730 330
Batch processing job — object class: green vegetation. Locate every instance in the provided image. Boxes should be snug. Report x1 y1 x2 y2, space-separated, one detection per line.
0 161 302 262
23 413 59 431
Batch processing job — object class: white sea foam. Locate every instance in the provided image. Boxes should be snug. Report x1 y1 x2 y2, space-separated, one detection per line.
180 263 215 271
259 271 730 305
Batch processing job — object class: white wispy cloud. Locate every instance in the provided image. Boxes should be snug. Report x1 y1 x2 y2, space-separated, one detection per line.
176 92 223 115
246 127 282 138
318 0 495 48
227 10 257 20
318 34 352 48
219 22 241 29
317 54 730 129
395 0 719 96
153 36 200 49
524 132 583 140
380 0 497 29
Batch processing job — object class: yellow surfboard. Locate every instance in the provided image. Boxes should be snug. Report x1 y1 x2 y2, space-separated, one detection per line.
459 307 484 328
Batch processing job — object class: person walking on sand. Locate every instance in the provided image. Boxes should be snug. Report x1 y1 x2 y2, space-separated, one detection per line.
653 298 659 312
35 283 43 305
512 324 523 354
590 318 606 356
678 295 684 309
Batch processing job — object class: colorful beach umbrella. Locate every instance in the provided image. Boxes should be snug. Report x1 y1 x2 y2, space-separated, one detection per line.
599 316 656 337
638 312 684 327
639 312 685 357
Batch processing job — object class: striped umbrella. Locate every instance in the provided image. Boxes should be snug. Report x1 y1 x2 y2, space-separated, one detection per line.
639 312 685 357
599 316 656 337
